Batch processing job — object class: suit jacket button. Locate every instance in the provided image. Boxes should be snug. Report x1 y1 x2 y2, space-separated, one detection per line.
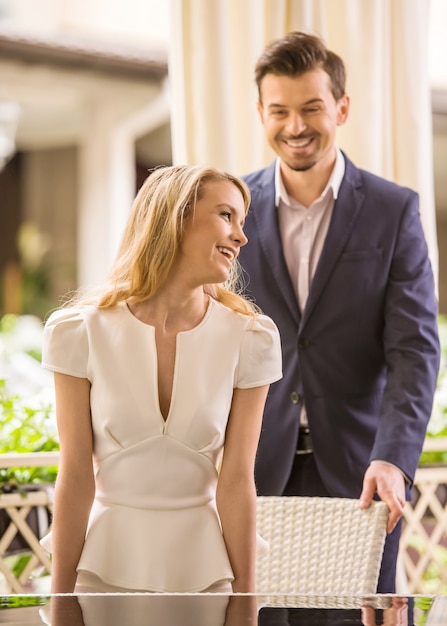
290 392 300 404
298 338 310 349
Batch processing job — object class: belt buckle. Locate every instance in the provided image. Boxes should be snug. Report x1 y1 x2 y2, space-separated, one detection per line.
296 427 312 455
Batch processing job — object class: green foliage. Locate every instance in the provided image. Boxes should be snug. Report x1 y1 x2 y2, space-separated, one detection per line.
3 553 32 579
420 315 447 465
408 533 447 594
414 596 435 626
0 594 50 608
0 313 43 363
419 449 447 465
0 379 59 492
0 314 18 335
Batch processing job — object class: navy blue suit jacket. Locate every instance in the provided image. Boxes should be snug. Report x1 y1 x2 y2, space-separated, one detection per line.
240 155 440 498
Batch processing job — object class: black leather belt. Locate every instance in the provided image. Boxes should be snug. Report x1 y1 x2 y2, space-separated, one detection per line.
296 427 313 455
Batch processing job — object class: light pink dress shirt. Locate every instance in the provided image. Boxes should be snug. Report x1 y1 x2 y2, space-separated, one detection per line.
275 148 345 312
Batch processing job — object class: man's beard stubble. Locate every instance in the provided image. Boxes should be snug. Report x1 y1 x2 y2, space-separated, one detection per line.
284 159 317 172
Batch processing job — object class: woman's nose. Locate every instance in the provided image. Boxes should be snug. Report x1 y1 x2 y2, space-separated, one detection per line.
233 225 248 247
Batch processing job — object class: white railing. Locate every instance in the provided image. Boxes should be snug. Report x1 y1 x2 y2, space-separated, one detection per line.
0 452 60 469
399 437 447 594
0 452 58 592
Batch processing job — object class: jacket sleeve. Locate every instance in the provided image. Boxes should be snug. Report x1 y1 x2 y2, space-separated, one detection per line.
370 190 440 483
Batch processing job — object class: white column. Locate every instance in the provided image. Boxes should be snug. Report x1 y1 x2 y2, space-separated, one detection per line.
77 103 118 288
108 81 171 261
77 83 170 288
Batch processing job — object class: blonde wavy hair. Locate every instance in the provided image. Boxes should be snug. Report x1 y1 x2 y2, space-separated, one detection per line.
66 164 258 316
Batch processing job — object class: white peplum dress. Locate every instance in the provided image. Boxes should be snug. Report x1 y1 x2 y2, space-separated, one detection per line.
41 298 282 592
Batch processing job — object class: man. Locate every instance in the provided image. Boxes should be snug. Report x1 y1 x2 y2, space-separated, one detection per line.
239 31 440 592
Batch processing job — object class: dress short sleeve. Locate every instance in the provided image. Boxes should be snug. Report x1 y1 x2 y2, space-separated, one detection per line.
235 314 282 389
42 308 89 379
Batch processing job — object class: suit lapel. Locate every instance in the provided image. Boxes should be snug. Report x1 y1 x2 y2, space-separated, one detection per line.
300 159 365 330
250 164 301 322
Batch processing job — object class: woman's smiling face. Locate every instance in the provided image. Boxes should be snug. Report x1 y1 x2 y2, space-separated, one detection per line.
176 179 248 286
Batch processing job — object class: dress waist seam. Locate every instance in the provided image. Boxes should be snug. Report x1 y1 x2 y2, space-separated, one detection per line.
95 496 215 511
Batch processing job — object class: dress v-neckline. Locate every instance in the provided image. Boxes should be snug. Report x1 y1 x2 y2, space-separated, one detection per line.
121 299 214 425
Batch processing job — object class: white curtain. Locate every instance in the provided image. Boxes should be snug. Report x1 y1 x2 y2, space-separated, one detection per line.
168 0 438 281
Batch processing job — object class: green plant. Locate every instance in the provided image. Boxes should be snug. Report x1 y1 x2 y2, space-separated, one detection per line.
0 594 50 608
419 315 447 465
0 379 59 493
0 312 58 492
414 596 435 626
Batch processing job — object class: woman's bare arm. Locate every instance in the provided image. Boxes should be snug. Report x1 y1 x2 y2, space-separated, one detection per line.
216 384 269 593
50 372 95 593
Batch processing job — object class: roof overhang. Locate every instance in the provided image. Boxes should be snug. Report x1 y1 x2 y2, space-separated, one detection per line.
0 28 168 80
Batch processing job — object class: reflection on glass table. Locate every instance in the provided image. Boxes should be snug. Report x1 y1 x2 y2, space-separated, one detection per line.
0 593 444 625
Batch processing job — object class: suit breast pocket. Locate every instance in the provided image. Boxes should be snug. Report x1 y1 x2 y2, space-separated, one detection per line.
340 247 383 262
331 246 385 307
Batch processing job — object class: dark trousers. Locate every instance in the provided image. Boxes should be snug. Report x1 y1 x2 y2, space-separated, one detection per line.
259 602 415 626
282 452 401 593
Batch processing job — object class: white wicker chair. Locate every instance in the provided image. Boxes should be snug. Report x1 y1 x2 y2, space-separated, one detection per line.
256 496 388 595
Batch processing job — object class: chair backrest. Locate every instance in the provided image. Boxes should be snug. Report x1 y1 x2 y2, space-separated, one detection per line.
256 496 388 595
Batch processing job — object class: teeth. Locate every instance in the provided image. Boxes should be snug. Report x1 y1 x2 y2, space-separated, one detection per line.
286 138 311 148
217 247 234 261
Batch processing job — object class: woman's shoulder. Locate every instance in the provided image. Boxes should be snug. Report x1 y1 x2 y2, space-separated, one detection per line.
210 298 279 334
42 306 99 377
234 311 282 389
44 303 130 346
44 304 96 331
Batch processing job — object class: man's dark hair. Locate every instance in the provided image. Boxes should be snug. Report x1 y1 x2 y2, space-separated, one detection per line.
255 31 346 102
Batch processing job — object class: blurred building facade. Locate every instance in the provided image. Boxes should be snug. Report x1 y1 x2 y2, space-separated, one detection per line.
0 0 171 318
0 0 446 318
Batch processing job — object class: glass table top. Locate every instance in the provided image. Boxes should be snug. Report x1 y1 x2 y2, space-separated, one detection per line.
0 593 444 625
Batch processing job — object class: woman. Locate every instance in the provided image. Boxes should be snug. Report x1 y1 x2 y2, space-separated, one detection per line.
41 164 282 594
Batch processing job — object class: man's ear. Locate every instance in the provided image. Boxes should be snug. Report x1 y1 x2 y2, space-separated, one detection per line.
336 94 350 126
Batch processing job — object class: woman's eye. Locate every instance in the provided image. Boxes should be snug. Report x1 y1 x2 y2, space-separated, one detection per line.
221 211 231 220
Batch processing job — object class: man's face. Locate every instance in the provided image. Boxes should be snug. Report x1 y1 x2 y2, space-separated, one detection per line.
257 68 349 173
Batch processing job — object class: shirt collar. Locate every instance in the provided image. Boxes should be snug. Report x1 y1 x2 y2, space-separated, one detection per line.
275 147 346 207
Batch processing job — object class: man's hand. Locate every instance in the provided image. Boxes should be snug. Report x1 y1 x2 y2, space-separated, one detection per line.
362 597 408 626
359 462 406 533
